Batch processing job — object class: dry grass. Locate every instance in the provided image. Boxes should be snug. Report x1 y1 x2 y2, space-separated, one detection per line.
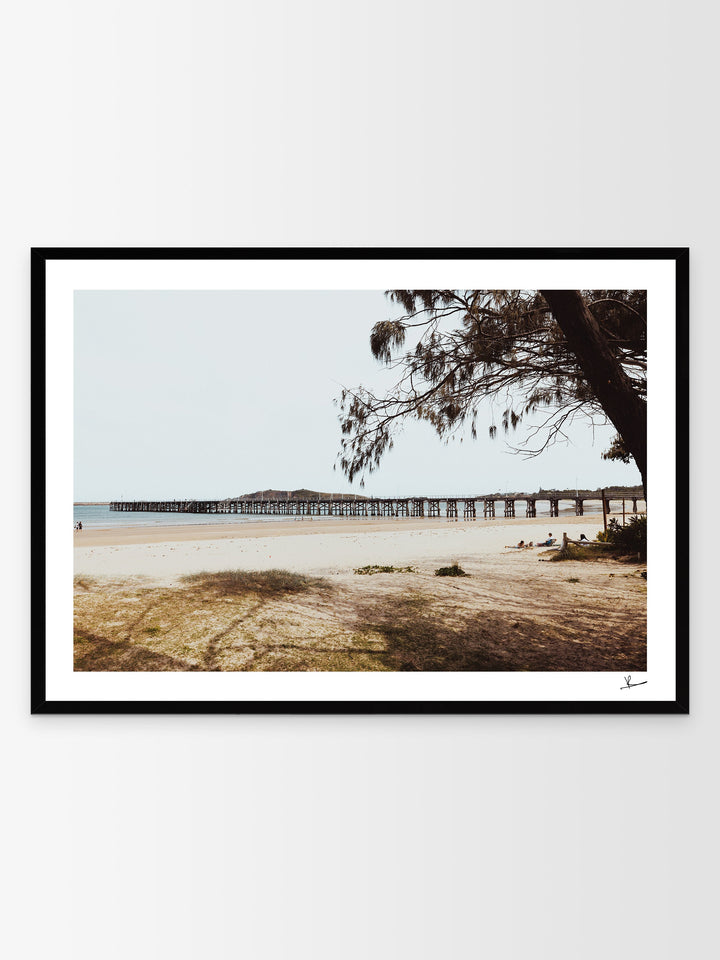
550 543 638 563
74 575 98 591
74 559 647 674
181 568 329 598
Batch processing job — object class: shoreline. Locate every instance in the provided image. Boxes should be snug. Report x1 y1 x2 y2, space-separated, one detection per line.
72 513 632 549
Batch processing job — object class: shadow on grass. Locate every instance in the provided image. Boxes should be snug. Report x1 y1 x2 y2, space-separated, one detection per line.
355 594 646 672
358 598 500 671
74 628 202 672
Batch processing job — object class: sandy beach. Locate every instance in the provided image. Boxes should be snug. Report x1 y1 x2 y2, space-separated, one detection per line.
73 515 647 673
74 514 630 577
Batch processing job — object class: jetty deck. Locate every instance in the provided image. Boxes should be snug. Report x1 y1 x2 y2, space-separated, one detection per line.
110 491 645 519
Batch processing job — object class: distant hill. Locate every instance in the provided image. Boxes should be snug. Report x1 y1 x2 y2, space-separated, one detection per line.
226 487 643 502
228 488 369 501
534 485 644 498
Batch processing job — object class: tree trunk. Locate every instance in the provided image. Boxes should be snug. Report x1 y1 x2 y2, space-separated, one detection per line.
540 290 647 493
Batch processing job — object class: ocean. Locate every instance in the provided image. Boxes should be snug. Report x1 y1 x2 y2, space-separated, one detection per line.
72 504 294 529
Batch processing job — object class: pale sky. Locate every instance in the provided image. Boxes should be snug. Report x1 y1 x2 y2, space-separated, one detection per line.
74 290 643 501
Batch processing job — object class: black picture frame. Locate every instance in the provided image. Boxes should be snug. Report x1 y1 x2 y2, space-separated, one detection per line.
31 247 689 715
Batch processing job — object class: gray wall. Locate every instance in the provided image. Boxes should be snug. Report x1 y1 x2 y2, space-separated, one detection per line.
6 3 710 959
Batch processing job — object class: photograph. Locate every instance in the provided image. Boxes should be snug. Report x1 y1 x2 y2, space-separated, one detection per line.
33 248 688 711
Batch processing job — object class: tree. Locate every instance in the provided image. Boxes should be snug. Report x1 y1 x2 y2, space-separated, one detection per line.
337 289 647 491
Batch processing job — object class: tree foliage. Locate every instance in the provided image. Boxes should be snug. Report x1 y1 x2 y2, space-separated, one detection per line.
602 434 633 464
597 515 647 559
337 289 646 486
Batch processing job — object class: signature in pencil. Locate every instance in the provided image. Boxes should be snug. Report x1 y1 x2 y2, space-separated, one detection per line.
621 675 648 690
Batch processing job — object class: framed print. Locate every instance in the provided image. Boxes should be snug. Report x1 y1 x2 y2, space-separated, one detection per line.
31 247 689 714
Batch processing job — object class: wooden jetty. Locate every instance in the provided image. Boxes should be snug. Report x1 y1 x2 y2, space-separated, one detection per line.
109 490 645 520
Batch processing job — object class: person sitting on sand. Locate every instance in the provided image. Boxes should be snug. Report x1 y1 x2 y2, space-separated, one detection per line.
537 533 555 547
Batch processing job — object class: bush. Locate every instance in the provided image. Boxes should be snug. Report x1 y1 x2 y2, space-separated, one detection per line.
596 516 647 559
435 563 468 577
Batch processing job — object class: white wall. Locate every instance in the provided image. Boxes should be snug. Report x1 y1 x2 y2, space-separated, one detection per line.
4 3 712 959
